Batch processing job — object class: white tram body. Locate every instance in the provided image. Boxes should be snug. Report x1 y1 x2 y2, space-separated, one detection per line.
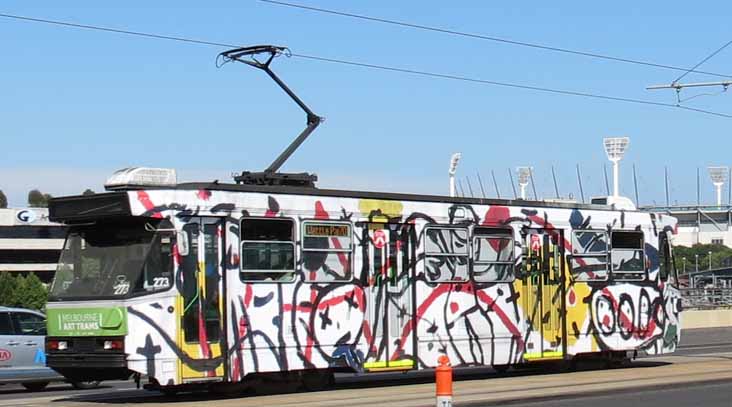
44 180 682 389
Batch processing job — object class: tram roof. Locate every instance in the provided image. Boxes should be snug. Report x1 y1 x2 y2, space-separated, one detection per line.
174 181 618 212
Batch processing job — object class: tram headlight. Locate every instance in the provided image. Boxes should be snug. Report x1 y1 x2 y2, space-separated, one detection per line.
58 341 68 351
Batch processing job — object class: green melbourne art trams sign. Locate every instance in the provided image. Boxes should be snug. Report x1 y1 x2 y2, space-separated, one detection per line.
47 307 128 336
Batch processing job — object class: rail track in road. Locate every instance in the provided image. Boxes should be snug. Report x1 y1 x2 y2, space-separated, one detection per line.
3 351 731 407
1 327 730 407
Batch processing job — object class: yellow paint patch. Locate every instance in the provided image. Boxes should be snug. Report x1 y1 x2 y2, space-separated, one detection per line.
364 359 414 371
359 199 404 222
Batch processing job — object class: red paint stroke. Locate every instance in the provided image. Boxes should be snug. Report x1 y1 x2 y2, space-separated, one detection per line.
601 288 658 340
483 206 511 226
392 282 523 360
197 189 211 200
136 191 162 218
449 302 459 314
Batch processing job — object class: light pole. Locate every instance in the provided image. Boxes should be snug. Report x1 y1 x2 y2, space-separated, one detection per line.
603 137 630 198
708 166 729 207
682 257 686 274
695 254 699 272
516 167 531 200
448 153 461 197
709 251 713 270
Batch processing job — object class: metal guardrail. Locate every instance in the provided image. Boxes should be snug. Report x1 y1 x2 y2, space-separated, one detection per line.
681 288 732 309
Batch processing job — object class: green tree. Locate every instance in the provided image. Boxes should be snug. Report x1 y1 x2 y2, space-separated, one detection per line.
14 274 48 311
82 189 95 196
28 189 52 208
0 272 18 306
0 190 7 208
674 243 732 274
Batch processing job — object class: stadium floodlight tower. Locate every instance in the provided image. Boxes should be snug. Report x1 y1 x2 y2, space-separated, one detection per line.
448 153 462 197
708 166 729 206
516 166 532 200
603 137 630 198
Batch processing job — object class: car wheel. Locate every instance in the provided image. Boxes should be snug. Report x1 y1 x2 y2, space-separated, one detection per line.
21 381 49 392
71 380 101 390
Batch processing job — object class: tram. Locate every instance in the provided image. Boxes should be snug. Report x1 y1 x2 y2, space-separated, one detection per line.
44 46 682 393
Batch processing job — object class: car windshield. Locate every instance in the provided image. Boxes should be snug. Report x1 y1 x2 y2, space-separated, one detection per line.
49 219 174 300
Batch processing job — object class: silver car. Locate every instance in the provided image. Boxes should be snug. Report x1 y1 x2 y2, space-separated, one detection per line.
0 306 99 391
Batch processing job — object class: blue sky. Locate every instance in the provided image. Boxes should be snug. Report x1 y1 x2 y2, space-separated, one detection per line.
2 1 731 207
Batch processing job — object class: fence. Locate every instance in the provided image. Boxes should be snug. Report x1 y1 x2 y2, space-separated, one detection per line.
681 288 732 309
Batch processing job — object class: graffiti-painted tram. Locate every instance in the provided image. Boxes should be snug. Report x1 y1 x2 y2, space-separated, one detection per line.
43 45 681 392
44 174 682 391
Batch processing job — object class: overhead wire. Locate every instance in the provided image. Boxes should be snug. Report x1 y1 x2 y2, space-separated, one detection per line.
672 39 732 84
1 11 731 118
260 0 732 80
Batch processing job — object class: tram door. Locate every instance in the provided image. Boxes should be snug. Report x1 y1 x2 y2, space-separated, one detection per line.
178 218 225 381
364 223 415 371
521 228 565 360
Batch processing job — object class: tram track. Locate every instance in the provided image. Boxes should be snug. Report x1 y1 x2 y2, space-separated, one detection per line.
2 350 731 407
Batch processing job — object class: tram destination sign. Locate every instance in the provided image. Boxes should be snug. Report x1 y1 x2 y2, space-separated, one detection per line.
304 223 349 237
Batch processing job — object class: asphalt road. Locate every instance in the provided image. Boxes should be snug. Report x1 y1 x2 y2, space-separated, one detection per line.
0 326 729 404
489 379 732 407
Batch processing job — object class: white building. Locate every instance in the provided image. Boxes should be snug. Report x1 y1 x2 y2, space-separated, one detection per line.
0 208 66 283
640 205 732 247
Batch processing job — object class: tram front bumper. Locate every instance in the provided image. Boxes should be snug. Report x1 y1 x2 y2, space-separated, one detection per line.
46 337 133 381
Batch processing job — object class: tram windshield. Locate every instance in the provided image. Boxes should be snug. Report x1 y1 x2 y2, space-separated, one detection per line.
49 219 174 300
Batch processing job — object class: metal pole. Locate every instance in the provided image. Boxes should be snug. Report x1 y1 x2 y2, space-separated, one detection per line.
465 177 475 198
709 251 713 270
683 257 686 275
449 175 456 197
632 164 640 206
697 167 701 205
716 184 723 206
612 160 619 198
476 172 487 198
729 167 732 205
695 254 699 272
664 166 670 206
491 170 501 199
576 164 585 204
508 168 518 199
551 166 560 199
603 164 610 196
529 167 538 200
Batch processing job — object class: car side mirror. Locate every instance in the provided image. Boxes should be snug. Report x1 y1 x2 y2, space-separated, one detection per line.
177 231 189 256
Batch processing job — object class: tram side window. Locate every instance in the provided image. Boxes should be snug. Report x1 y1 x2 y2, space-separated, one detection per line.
611 231 646 281
472 228 515 282
424 226 469 282
659 232 678 285
240 218 295 282
302 221 353 282
570 230 609 281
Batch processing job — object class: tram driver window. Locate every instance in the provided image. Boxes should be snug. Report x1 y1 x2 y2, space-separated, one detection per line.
240 218 295 282
302 221 353 282
424 226 469 282
611 231 646 281
472 228 515 282
659 232 678 285
570 230 609 281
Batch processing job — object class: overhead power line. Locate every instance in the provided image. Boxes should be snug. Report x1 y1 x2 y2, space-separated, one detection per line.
260 0 732 80
1 12 731 118
671 39 732 84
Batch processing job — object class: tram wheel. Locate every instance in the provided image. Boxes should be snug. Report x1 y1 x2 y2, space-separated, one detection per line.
300 370 334 392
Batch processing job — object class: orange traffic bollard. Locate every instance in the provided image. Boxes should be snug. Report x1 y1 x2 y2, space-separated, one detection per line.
435 355 453 407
